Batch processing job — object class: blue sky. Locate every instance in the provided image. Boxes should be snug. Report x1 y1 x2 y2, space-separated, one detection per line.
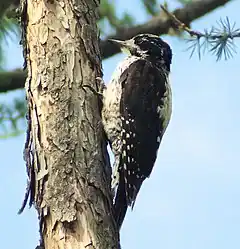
1 0 240 248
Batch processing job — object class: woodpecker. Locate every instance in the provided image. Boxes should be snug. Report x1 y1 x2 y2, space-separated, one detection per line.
102 34 172 229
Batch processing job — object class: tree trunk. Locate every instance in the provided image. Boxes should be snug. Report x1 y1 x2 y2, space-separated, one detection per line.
20 0 120 248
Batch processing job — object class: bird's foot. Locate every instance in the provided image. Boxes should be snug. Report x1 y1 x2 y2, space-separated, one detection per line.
82 77 106 99
96 77 106 93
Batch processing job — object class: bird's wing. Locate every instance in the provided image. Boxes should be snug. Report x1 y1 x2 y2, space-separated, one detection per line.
119 58 168 205
113 58 170 228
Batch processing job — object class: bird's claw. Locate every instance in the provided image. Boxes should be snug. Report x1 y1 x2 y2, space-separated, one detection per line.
82 77 106 98
96 77 106 93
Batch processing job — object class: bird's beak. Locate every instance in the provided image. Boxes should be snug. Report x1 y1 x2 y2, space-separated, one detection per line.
108 39 127 47
108 39 133 55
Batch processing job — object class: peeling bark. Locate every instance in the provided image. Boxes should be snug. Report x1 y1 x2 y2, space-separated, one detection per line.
20 0 119 248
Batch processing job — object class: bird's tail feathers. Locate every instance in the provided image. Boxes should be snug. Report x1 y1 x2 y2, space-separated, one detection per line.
113 164 145 228
129 179 144 210
113 168 128 229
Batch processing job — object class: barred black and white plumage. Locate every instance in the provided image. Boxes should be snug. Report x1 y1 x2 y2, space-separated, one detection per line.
102 34 172 229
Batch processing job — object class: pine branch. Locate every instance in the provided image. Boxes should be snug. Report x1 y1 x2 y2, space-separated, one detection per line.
0 69 25 92
101 0 232 59
0 96 26 138
0 0 233 93
161 4 240 60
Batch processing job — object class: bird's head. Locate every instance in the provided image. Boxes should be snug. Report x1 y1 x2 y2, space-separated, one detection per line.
109 34 172 71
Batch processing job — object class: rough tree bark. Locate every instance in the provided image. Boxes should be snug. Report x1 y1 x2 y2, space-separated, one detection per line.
20 0 120 248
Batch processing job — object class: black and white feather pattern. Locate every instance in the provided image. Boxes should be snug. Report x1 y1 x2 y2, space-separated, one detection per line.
119 59 171 206
102 35 172 229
